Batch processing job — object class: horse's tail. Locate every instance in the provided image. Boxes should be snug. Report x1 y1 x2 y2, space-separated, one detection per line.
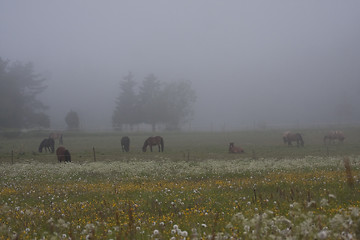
297 133 304 146
126 138 130 152
160 137 164 152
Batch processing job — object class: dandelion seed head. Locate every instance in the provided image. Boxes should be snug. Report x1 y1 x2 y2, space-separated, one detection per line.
181 230 188 237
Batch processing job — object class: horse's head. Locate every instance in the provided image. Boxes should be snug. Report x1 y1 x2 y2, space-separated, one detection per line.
64 150 71 162
142 138 150 152
229 143 234 152
142 141 147 152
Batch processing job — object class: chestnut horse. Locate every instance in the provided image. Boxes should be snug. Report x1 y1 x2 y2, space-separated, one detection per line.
121 136 130 152
324 130 345 144
56 146 71 162
142 136 164 152
229 142 244 153
283 132 304 147
49 132 63 144
38 138 55 153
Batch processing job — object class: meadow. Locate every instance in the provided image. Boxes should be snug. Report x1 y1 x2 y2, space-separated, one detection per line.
1 128 360 239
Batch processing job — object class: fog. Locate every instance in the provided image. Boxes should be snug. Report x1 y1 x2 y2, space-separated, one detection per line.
1 1 360 131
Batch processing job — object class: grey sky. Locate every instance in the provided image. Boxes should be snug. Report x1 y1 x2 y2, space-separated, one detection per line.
1 1 360 130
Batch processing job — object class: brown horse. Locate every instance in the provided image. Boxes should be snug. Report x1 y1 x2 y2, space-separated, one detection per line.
56 146 71 162
142 136 164 152
282 131 291 144
324 130 345 144
49 132 63 144
121 136 130 152
283 132 304 147
229 142 244 153
38 138 55 153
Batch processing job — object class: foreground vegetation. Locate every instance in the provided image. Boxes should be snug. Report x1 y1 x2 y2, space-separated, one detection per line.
1 128 360 239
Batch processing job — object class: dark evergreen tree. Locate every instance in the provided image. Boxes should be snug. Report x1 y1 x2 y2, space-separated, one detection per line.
65 110 79 130
0 58 49 129
138 74 162 131
112 72 197 132
112 72 138 130
162 80 196 130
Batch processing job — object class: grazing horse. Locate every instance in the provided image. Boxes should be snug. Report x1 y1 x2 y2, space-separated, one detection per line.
229 142 244 153
142 136 164 152
49 132 63 144
38 138 55 153
283 132 304 147
282 131 291 144
56 146 71 162
324 130 345 144
121 136 130 152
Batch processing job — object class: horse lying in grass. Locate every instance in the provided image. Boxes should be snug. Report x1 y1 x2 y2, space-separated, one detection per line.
283 131 304 147
324 130 345 144
56 146 71 163
38 138 55 153
229 142 244 153
142 136 164 152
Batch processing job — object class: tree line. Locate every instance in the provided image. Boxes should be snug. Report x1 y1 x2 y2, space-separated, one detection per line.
112 72 196 131
0 58 196 132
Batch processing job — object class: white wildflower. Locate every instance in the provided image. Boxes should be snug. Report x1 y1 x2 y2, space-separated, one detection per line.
317 230 328 239
351 207 359 217
328 194 336 200
320 198 329 207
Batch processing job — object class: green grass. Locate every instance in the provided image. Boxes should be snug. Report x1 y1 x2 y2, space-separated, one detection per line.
1 127 360 164
1 127 360 239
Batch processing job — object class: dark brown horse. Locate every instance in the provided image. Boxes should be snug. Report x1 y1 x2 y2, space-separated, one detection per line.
56 146 71 162
121 136 130 152
38 138 55 153
229 142 244 153
283 132 304 147
49 132 63 144
142 136 164 152
324 130 345 144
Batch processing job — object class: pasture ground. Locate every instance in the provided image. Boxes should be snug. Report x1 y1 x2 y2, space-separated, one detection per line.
1 127 360 239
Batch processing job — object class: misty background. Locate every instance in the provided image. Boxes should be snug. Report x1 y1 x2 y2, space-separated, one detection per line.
1 1 359 131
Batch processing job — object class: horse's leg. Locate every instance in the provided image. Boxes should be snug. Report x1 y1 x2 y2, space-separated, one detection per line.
150 145 153 152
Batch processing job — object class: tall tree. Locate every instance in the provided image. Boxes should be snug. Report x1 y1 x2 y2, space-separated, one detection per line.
112 72 138 130
0 58 49 129
162 80 196 130
138 74 162 131
65 110 79 130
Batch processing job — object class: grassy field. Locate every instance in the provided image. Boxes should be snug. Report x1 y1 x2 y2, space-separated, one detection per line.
1 128 360 239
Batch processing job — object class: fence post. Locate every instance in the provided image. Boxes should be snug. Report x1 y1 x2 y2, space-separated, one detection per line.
93 147 96 162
